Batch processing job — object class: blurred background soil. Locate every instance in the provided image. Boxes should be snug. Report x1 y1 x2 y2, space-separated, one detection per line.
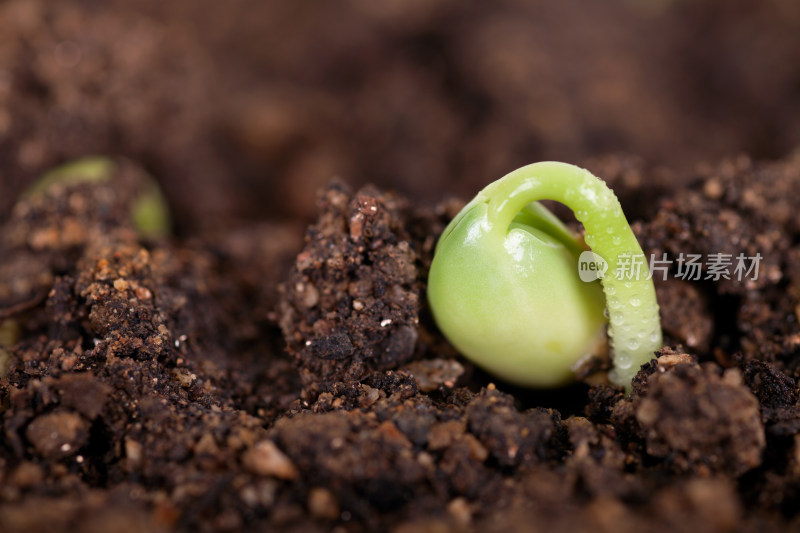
1 0 799 227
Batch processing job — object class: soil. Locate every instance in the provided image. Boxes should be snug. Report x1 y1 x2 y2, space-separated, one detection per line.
2 1 800 532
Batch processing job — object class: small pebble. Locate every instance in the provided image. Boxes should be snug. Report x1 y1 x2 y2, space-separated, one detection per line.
308 487 340 520
243 440 298 480
26 411 89 459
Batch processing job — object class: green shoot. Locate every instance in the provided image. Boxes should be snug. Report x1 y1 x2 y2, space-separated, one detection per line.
428 161 662 390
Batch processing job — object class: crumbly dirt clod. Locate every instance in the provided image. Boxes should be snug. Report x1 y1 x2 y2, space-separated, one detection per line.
278 182 423 388
633 362 765 476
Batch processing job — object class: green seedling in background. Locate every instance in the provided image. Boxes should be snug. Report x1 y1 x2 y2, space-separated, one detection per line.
25 156 171 239
130 179 172 239
25 156 117 194
428 161 662 391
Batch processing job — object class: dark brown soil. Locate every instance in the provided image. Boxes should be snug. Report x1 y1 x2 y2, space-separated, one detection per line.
2 1 800 532
2 152 800 532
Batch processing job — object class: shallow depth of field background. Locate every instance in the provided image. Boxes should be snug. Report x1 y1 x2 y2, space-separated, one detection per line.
1 0 798 228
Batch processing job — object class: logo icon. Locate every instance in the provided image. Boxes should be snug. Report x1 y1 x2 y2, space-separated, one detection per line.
578 251 608 282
